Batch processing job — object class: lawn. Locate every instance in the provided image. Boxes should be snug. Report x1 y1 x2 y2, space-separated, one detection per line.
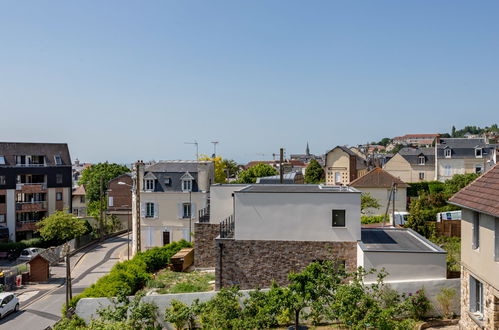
143 269 215 294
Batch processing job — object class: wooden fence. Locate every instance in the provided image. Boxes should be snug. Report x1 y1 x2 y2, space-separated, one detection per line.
434 220 461 238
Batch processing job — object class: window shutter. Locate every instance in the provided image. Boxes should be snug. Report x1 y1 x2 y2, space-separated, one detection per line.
469 276 476 312
141 203 146 218
191 203 197 219
177 203 183 219
154 203 159 218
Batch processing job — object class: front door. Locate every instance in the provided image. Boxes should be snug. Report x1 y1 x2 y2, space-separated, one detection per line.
163 231 170 245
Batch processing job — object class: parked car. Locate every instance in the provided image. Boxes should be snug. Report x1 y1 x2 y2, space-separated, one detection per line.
0 292 19 318
17 247 42 261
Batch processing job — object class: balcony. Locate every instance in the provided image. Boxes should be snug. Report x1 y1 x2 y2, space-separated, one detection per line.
16 183 47 192
16 220 39 232
16 201 48 212
15 163 46 167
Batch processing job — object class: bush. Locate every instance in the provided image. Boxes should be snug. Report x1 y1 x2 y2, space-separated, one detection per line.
436 287 456 319
403 288 431 320
0 238 46 253
361 215 388 224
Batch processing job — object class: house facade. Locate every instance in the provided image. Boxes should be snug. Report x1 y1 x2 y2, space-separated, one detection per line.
133 161 214 250
0 142 72 241
449 164 499 329
325 146 368 185
392 134 440 147
383 147 435 183
107 173 133 231
349 168 409 215
72 185 87 218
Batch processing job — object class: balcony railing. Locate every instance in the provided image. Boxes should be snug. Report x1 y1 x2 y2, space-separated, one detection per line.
198 205 210 223
16 201 48 210
16 183 47 191
15 163 46 167
220 215 234 238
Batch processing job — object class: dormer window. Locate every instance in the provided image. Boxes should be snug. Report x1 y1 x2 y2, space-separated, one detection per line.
444 148 451 158
54 155 63 165
182 179 192 192
144 179 155 191
418 155 425 165
0 156 5 165
475 148 483 158
164 178 171 186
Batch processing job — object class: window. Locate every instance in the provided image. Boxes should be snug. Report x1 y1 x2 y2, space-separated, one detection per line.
182 180 192 192
56 174 63 184
332 209 346 227
470 276 484 317
495 219 499 262
163 231 170 245
108 196 114 207
80 196 85 203
444 149 451 158
56 192 63 201
145 202 155 218
419 172 425 180
444 165 452 177
164 178 171 186
144 179 155 191
0 156 5 165
0 175 5 185
472 211 480 250
0 195 5 203
0 215 5 223
183 203 191 218
54 155 63 165
475 165 483 174
475 148 483 158
334 172 342 184
418 156 425 165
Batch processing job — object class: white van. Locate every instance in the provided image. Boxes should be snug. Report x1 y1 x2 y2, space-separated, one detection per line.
390 212 410 226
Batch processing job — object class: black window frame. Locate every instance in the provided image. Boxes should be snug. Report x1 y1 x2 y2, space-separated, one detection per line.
56 173 63 184
332 209 346 227
56 192 63 201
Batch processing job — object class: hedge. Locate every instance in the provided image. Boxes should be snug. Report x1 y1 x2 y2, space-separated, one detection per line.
0 238 47 254
65 240 192 313
361 215 388 224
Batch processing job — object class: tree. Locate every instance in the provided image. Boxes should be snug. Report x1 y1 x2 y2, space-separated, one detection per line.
443 173 479 196
36 210 88 243
198 155 227 184
78 163 130 203
361 193 381 215
304 159 324 183
390 144 404 154
235 163 278 183
451 125 456 137
221 159 240 179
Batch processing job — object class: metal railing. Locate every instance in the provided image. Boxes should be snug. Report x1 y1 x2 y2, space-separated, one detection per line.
15 163 46 167
15 201 48 210
198 205 210 223
16 183 47 190
219 215 234 238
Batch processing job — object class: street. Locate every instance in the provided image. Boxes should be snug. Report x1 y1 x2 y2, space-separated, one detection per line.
0 235 128 329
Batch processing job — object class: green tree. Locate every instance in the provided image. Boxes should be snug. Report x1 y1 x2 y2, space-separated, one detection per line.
443 173 479 196
390 144 404 154
361 193 381 215
451 125 456 137
78 163 130 203
221 159 240 179
235 163 278 183
304 159 324 183
36 210 88 243
164 299 202 330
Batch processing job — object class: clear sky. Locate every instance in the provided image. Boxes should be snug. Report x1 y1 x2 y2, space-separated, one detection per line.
1 1 498 164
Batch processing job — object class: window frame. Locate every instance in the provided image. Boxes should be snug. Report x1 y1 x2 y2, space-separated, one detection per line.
475 148 483 158
54 155 63 165
0 214 5 223
145 202 155 218
470 275 484 317
419 172 425 180
472 211 480 250
332 209 346 227
56 174 63 184
474 165 483 174
418 155 425 165
444 149 451 158
0 175 5 185
144 179 155 191
0 156 5 165
182 179 192 192
56 192 63 201
183 203 192 219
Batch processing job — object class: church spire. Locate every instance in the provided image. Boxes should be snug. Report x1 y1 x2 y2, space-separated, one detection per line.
306 142 310 156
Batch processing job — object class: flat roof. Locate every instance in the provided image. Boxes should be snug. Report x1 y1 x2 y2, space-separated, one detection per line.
237 184 360 193
359 228 445 253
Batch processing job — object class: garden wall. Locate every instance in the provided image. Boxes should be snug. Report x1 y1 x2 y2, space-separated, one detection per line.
193 222 219 268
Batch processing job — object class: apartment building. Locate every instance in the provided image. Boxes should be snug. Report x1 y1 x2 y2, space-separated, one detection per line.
383 147 435 183
392 134 440 147
325 146 368 185
449 164 499 329
0 142 72 241
133 160 214 250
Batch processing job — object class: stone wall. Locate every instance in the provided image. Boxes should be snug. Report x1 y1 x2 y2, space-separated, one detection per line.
460 266 499 330
215 239 357 290
194 222 220 268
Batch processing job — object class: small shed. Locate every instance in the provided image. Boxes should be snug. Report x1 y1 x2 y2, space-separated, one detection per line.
28 254 50 282
171 248 194 272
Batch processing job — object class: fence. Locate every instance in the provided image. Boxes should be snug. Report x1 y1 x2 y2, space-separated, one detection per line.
434 220 461 238
219 215 234 238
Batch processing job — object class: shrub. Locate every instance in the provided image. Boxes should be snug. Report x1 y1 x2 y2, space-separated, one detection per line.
436 287 456 319
403 288 431 320
164 299 203 330
361 215 388 224
199 287 243 329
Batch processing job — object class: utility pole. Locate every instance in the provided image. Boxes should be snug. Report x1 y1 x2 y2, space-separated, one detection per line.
211 141 219 158
279 148 284 184
392 183 397 227
185 141 199 160
189 190 192 243
64 243 72 317
135 162 141 254
99 176 104 240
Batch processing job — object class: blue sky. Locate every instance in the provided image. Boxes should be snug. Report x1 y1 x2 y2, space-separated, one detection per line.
1 1 498 164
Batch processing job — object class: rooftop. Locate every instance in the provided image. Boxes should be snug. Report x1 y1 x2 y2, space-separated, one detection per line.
448 163 499 217
349 168 409 188
145 160 212 173
359 228 445 253
237 184 360 194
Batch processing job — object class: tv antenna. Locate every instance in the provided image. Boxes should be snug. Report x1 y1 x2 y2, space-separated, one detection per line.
184 141 199 160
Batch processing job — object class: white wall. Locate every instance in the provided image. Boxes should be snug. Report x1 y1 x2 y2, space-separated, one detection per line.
209 184 248 223
359 249 447 282
356 187 407 215
6 190 15 242
234 192 361 241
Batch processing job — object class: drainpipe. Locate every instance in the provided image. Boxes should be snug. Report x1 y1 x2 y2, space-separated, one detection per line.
434 137 439 181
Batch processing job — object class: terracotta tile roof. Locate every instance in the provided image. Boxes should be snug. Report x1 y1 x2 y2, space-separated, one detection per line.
448 164 499 217
349 167 409 188
72 185 86 196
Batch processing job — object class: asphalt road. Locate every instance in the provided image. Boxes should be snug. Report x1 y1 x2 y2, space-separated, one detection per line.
0 235 128 329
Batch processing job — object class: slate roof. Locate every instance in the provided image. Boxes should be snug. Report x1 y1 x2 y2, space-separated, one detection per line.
448 164 499 217
398 147 435 165
256 171 303 184
349 168 409 188
146 160 211 173
0 142 71 166
436 138 493 159
237 184 359 193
